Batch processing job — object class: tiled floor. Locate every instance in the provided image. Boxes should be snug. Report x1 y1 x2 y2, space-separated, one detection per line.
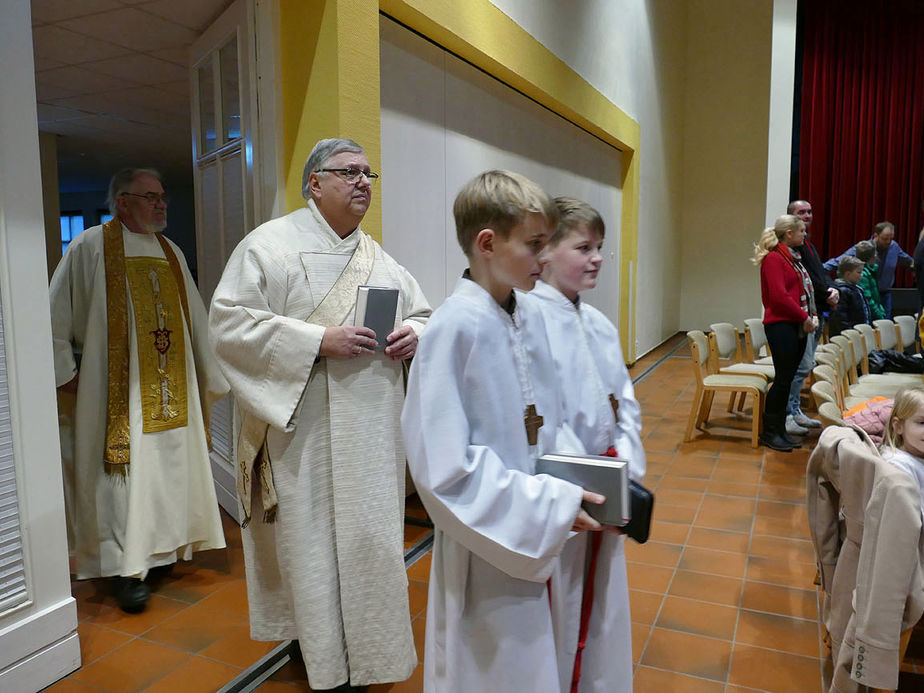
46 334 862 692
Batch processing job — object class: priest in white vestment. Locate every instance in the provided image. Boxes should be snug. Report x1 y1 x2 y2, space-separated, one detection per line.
533 197 646 693
50 168 228 613
209 138 430 692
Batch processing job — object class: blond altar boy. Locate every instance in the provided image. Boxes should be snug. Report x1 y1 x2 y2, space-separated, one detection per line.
401 170 606 692
532 197 646 693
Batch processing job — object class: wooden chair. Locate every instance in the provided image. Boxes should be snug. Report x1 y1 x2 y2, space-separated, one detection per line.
708 325 773 413
742 318 775 366
894 314 919 353
685 331 768 448
856 323 880 353
873 319 901 351
843 328 870 375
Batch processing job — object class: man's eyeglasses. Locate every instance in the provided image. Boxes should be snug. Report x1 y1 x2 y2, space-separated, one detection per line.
121 192 170 205
315 168 379 185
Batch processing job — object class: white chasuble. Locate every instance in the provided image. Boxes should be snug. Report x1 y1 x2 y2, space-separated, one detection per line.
209 202 430 690
532 279 646 693
49 224 228 580
401 278 587 693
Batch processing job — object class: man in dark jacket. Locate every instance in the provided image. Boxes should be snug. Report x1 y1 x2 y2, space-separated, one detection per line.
785 200 836 435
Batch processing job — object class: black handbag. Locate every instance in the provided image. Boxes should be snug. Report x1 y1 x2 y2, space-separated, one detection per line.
868 349 924 374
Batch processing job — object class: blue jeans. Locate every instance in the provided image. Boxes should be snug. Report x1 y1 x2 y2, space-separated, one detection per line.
881 290 892 318
787 319 819 416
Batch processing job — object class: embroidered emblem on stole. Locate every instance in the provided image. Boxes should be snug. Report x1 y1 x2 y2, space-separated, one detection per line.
125 257 188 432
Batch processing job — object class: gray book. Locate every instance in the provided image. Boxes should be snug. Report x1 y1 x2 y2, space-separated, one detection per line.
354 286 399 350
535 452 630 526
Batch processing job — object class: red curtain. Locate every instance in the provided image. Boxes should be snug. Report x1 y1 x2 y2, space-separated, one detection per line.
798 0 924 285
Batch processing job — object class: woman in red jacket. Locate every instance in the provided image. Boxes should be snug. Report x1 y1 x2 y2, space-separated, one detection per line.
753 215 818 451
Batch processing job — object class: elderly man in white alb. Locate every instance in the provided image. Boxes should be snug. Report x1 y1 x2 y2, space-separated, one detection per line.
209 138 431 693
50 168 229 613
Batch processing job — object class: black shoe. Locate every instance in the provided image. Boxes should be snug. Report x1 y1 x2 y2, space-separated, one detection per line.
115 577 150 613
147 562 175 580
781 433 803 448
759 433 794 452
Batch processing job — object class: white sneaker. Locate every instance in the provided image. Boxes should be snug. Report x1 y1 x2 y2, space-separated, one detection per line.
793 411 822 429
785 415 808 436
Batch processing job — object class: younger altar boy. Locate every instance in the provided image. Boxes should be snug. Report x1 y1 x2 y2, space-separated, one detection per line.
532 197 646 693
401 171 605 692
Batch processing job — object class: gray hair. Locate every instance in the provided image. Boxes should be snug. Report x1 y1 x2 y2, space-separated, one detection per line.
301 138 365 200
107 168 162 215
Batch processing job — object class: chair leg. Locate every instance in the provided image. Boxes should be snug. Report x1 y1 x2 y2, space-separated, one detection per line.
697 391 716 429
750 390 760 448
726 392 735 412
738 391 747 412
685 388 704 441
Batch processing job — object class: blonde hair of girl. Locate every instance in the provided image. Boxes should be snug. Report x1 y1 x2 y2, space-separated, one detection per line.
884 385 924 452
752 214 804 267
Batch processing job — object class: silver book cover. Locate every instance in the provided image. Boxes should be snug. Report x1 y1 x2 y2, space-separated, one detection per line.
535 452 630 526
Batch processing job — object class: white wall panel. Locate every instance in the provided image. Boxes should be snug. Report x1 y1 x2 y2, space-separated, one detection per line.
380 16 623 326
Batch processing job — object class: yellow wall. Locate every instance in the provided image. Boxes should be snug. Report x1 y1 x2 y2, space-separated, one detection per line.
277 0 641 358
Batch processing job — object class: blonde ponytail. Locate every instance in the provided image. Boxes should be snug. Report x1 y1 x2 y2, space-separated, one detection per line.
752 214 804 267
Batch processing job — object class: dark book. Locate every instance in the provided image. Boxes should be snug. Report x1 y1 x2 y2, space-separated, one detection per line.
354 286 399 350
623 481 654 544
535 452 629 526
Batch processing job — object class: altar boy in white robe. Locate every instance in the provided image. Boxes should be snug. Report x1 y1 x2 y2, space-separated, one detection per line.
533 197 646 693
402 170 606 693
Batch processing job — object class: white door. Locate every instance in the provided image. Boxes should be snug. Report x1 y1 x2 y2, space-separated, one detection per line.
189 0 255 522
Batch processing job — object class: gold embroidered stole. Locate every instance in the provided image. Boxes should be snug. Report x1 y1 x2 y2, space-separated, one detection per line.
102 219 193 474
237 231 376 526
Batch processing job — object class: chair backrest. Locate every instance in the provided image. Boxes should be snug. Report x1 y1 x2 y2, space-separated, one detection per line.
686 330 709 383
830 335 858 385
814 352 848 409
743 318 769 361
842 329 869 375
873 319 899 351
894 315 917 351
811 379 838 406
709 322 741 361
855 323 879 353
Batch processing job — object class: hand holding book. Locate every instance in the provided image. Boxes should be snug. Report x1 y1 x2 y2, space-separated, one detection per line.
572 490 606 532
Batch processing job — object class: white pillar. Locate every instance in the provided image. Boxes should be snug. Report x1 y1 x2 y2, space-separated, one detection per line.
0 1 80 690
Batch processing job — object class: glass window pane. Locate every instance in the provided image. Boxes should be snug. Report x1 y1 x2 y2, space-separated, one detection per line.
198 57 217 154
220 38 241 142
100 213 114 225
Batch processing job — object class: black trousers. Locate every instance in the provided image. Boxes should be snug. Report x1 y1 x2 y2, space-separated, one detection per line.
764 321 807 434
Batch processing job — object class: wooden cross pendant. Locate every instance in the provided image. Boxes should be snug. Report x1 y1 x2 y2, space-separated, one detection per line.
609 394 620 422
524 403 544 446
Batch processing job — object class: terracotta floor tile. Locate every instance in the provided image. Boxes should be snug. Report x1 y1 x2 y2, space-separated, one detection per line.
752 514 812 540
735 608 821 657
655 595 738 640
748 535 816 564
407 552 432 582
633 665 725 692
706 481 759 498
655 503 698 524
740 581 820 621
632 622 651 663
710 467 762 484
404 524 430 544
266 657 310 687
646 461 670 477
694 499 755 533
411 614 426 664
84 593 188 636
629 589 664 625
143 655 242 692
649 519 691 545
668 570 743 606
143 602 246 653
626 561 676 593
759 483 808 504
679 546 748 578
408 579 428 618
747 556 817 589
640 627 732 681
70 637 190 692
71 579 119 621
686 527 749 554
729 642 823 692
654 488 704 509
656 476 708 492
197 578 250 618
256 679 309 691
625 540 683 568
199 624 279 667
760 471 805 488
154 567 236 604
756 499 809 522
76 622 132 666
371 666 424 692
666 457 718 479
42 679 98 692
